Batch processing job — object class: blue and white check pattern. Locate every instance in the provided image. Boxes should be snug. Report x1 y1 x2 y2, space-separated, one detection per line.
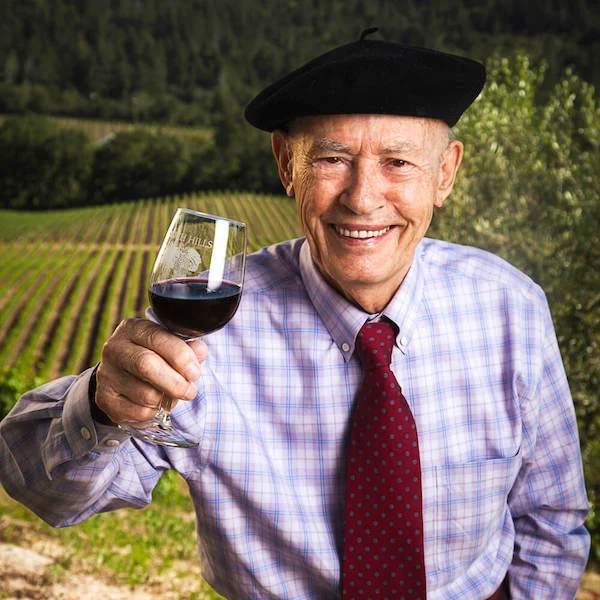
0 238 590 600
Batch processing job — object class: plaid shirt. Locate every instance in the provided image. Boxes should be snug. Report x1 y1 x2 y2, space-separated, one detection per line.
0 238 590 600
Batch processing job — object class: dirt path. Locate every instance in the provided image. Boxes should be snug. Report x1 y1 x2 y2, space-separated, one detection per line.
0 512 210 600
0 539 211 599
0 543 155 599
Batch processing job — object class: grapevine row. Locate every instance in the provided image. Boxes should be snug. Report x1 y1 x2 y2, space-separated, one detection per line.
1 192 302 382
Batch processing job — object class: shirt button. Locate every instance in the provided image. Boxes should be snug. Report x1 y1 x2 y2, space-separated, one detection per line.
105 439 120 447
80 426 92 440
342 342 351 352
400 336 409 346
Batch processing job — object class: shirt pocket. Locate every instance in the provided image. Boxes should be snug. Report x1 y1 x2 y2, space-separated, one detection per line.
424 452 522 582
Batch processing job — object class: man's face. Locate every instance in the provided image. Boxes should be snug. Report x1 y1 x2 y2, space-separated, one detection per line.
272 114 463 313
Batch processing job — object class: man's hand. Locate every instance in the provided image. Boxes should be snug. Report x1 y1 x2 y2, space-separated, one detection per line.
94 318 208 424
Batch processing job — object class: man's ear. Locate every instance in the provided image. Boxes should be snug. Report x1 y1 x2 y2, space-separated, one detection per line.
271 130 294 197
434 140 464 208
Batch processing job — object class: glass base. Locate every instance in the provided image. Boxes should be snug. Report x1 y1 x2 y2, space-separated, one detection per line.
119 409 198 448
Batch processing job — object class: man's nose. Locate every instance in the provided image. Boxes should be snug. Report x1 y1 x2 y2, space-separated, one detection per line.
340 160 384 214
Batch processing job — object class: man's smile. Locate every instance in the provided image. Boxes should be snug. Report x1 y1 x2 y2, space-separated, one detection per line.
332 225 392 239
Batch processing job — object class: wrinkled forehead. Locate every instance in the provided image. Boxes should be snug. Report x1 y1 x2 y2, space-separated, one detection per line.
285 114 451 156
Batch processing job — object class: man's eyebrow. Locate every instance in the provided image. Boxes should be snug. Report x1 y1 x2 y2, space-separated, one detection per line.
308 138 421 155
309 138 354 154
381 142 421 154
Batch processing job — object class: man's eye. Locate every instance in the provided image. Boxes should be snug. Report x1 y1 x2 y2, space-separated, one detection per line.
321 156 342 164
390 159 407 168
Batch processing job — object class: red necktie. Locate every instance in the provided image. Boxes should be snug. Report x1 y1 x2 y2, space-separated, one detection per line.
342 321 426 599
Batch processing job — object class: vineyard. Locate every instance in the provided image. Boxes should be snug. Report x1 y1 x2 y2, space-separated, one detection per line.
0 193 302 383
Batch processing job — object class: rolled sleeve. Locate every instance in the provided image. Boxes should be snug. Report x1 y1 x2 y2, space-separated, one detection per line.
0 369 160 527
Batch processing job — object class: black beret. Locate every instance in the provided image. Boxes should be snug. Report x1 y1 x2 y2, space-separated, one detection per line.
245 29 486 131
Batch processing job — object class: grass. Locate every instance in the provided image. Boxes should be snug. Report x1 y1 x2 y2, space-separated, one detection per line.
0 471 224 599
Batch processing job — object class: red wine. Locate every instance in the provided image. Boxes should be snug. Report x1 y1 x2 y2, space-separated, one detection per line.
149 278 241 337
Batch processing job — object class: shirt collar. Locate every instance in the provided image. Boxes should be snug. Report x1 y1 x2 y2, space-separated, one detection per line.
299 240 425 361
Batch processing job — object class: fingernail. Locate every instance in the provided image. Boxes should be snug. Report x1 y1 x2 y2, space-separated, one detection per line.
185 361 202 381
185 382 198 400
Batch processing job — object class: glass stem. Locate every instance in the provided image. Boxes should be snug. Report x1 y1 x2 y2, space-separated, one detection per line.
154 406 172 429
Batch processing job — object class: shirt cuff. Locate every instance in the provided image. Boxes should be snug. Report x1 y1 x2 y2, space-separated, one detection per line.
88 364 115 425
62 368 131 456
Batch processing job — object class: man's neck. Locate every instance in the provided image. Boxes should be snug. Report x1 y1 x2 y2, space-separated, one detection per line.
323 268 412 315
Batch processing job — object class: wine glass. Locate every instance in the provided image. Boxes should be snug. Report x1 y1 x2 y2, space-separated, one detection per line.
119 208 247 448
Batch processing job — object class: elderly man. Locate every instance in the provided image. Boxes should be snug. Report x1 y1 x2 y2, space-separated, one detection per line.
0 31 590 600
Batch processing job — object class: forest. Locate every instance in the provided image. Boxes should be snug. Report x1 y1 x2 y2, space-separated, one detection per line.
1 0 600 208
1 0 599 126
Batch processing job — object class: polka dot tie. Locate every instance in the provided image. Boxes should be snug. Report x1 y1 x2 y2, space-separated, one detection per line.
341 321 426 600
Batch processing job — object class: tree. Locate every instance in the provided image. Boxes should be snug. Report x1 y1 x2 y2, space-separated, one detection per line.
0 115 93 209
89 129 192 203
210 72 281 193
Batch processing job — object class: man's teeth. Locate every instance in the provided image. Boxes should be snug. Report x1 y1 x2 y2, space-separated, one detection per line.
336 226 390 239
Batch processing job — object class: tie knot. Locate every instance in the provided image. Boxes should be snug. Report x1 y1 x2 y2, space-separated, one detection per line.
355 321 396 370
